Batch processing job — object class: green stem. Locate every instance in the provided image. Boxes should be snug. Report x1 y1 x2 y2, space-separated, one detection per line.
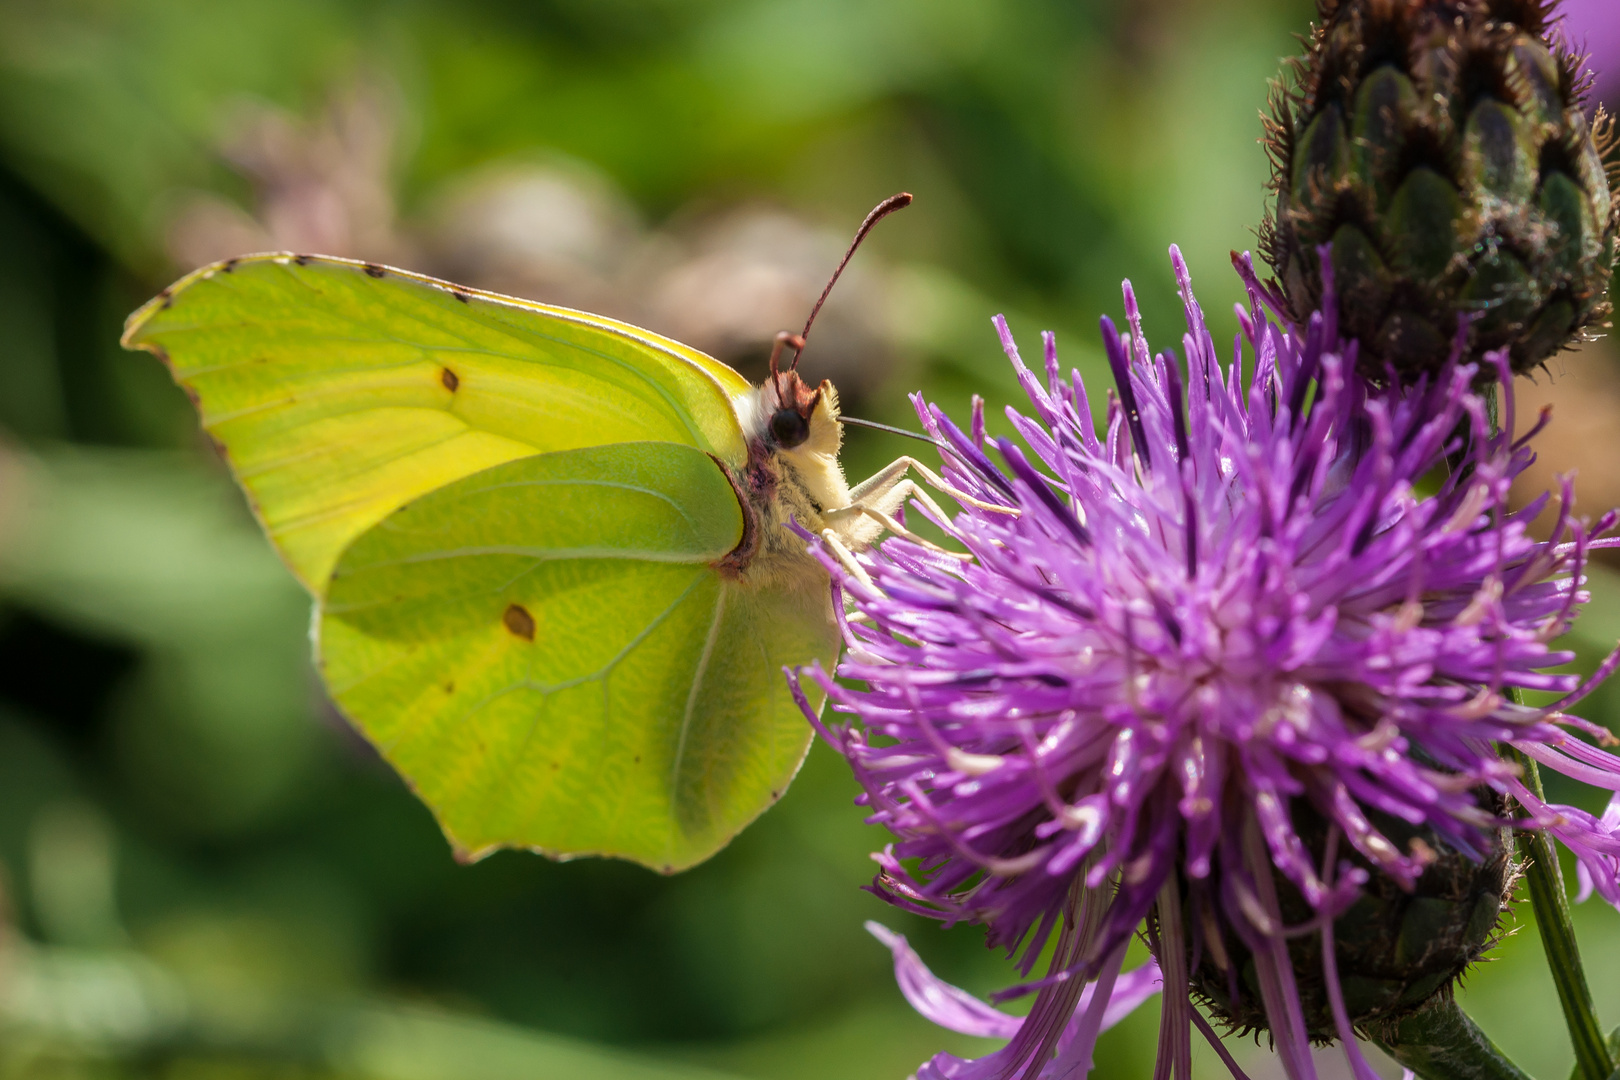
1483 384 1612 1080
1508 741 1616 1080
1376 997 1534 1080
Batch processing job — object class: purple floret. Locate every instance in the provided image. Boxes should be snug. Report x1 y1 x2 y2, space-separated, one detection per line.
793 247 1620 1080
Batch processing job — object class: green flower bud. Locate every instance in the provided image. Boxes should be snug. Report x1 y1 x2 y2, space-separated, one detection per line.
1261 0 1618 381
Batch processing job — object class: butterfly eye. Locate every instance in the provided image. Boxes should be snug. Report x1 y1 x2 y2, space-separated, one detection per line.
769 407 811 449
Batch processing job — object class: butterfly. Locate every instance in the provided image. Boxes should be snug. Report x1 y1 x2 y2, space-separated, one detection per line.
121 193 988 872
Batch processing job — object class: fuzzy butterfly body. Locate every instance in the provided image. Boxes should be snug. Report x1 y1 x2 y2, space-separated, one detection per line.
122 251 898 872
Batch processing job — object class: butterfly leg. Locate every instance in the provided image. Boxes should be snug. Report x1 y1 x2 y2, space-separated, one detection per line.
817 527 876 588
847 455 1015 516
823 480 973 560
821 454 1014 563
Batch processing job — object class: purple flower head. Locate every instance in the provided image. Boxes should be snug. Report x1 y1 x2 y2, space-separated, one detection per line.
794 247 1620 1080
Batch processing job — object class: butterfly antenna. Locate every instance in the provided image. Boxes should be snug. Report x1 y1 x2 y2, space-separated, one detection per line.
790 192 912 371
838 415 941 445
767 330 805 402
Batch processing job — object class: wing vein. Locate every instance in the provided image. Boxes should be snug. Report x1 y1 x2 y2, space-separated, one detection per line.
669 583 728 852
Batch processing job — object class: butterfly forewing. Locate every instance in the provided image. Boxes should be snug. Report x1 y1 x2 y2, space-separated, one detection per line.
122 254 751 592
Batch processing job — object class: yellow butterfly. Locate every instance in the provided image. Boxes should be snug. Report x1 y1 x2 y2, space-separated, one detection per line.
123 194 987 871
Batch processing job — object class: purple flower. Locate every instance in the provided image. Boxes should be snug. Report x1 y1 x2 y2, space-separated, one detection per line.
793 248 1620 1080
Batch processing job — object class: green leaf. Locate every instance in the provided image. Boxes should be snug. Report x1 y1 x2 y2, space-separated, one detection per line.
319 442 836 872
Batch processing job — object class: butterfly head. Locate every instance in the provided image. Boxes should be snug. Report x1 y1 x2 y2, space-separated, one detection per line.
756 363 842 458
740 361 850 554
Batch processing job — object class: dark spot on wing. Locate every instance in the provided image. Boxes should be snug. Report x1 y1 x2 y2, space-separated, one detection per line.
451 289 471 304
443 681 454 694
441 367 460 392
633 755 641 764
293 254 312 266
221 257 238 273
159 289 172 309
363 263 386 278
503 603 536 641
771 789 781 799
550 761 559 771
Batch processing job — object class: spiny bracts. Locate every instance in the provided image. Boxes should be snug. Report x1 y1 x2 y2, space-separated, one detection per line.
1261 0 1617 381
1186 797 1517 1041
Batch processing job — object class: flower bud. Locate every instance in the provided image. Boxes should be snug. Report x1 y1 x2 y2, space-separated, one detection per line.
1262 0 1617 379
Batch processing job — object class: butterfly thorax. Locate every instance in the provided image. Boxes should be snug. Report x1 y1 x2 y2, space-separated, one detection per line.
717 371 854 587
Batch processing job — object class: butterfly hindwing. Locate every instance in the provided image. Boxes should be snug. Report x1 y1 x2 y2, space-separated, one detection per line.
318 441 833 871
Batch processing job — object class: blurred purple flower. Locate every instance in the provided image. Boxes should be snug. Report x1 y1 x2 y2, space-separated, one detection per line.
794 248 1620 1080
1559 0 1620 105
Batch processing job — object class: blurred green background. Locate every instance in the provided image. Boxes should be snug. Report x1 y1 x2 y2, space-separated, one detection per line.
0 1 1618 1078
